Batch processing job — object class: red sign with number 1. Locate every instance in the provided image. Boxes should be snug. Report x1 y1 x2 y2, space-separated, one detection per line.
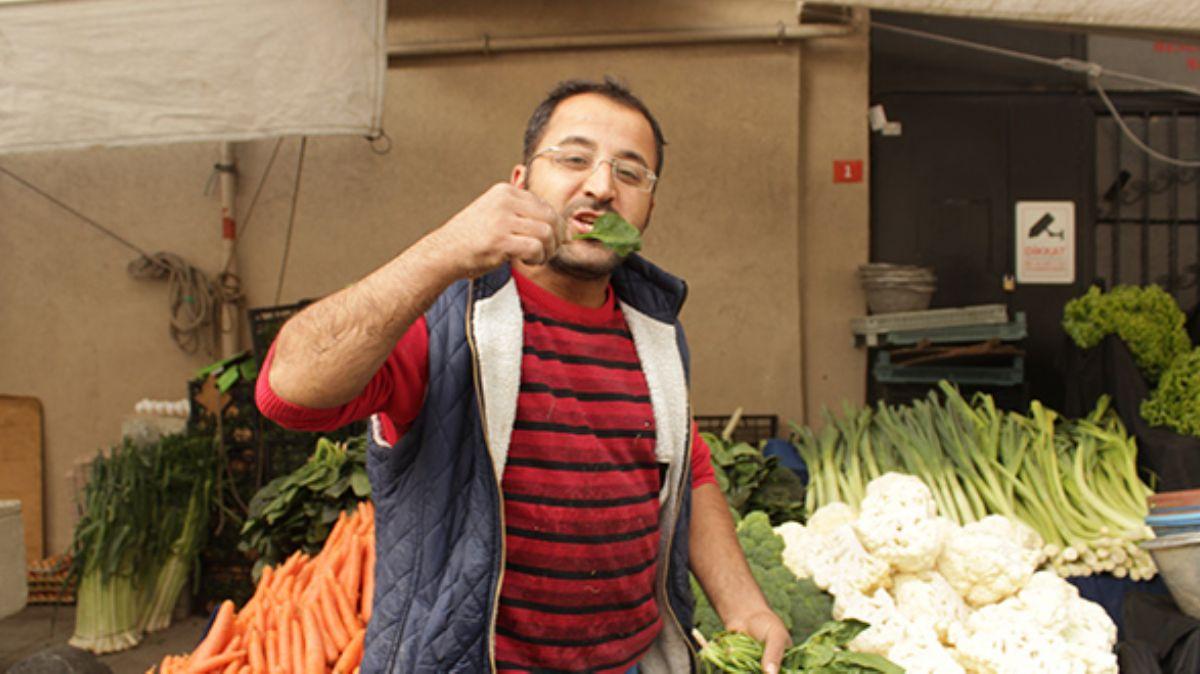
833 160 863 183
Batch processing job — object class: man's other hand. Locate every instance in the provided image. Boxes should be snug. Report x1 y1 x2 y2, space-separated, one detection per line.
726 609 790 674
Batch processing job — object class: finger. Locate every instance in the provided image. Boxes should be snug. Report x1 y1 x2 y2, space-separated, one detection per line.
503 235 548 266
760 628 788 674
512 217 557 257
513 191 565 241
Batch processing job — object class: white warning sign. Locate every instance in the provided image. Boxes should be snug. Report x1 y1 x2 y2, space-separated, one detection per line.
1016 201 1075 285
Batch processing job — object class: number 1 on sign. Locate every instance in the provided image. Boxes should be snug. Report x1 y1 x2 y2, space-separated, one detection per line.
833 160 863 183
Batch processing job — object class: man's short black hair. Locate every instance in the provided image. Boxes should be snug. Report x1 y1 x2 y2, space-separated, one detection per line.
523 77 666 178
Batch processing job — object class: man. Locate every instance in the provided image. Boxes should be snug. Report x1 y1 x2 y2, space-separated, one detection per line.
257 78 789 673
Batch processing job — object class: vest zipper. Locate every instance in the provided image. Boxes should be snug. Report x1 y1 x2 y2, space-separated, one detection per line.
464 279 506 674
659 412 699 669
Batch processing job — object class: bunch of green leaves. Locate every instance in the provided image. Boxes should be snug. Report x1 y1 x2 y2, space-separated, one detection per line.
574 211 642 256
1062 284 1191 381
703 432 807 526
239 437 370 576
693 512 832 646
1142 347 1200 438
700 620 904 674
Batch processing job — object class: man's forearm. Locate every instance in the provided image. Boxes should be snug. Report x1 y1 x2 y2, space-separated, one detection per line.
268 232 459 408
689 483 774 624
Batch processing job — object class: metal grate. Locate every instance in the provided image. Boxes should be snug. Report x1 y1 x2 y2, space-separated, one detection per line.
1094 106 1200 315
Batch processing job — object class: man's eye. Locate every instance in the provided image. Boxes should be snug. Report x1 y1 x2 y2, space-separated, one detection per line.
557 154 592 169
614 164 642 183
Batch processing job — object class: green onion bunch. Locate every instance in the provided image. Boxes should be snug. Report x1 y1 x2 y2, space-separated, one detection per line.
68 433 215 653
793 383 1156 580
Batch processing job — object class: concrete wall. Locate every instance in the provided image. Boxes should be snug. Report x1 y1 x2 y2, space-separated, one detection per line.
0 1 869 554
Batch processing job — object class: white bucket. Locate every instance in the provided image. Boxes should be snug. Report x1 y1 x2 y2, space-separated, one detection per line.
0 500 27 619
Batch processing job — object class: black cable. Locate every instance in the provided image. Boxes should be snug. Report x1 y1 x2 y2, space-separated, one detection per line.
275 137 308 304
0 164 154 259
223 137 285 273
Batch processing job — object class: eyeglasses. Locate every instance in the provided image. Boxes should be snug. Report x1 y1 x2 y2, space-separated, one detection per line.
530 146 658 193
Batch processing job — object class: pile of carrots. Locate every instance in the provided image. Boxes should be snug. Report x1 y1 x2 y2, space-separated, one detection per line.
150 501 376 674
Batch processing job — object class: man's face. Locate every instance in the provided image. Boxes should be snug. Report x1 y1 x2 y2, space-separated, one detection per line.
512 93 657 279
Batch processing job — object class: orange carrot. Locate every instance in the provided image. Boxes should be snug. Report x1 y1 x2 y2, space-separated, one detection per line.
187 649 246 673
295 562 315 601
361 541 375 623
332 628 366 674
222 659 240 674
248 628 265 674
279 603 295 671
310 588 341 663
256 596 269 636
319 579 350 651
339 537 362 604
301 605 326 674
291 617 306 674
277 576 295 607
239 667 250 674
192 600 236 663
326 569 361 632
265 629 279 673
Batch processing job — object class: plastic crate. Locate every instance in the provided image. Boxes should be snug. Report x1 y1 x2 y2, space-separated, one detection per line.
874 312 1028 347
873 351 1025 386
695 414 778 444
248 299 317 363
851 304 1009 347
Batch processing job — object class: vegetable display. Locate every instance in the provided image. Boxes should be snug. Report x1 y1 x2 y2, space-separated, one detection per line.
793 384 1155 580
575 211 642 256
703 431 807 526
69 433 215 654
1141 346 1200 438
151 501 375 674
693 511 833 647
1062 284 1190 381
240 437 370 577
779 473 1120 674
700 620 903 674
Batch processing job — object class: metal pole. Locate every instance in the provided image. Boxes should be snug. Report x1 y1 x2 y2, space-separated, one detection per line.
219 141 239 358
387 23 852 58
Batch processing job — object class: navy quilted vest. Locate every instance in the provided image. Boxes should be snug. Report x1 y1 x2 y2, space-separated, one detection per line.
361 255 697 673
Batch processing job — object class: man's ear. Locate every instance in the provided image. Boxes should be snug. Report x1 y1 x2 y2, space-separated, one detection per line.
511 164 527 188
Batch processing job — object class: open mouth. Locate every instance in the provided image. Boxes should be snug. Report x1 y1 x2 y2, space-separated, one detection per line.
568 209 604 234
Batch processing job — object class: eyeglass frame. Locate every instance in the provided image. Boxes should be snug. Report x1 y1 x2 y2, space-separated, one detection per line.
528 145 659 193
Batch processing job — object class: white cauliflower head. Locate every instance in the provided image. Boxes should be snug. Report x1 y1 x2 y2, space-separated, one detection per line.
807 501 859 534
967 515 1048 565
774 521 811 579
861 473 939 517
891 570 970 644
937 516 1040 606
953 601 1086 674
887 622 966 674
853 474 951 574
806 524 892 596
833 588 910 656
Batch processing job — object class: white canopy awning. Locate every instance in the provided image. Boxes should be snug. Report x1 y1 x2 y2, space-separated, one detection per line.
821 0 1200 35
0 0 387 155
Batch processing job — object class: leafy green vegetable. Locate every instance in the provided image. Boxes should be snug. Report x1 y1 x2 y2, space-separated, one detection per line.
693 512 832 646
1142 347 1200 437
703 432 806 526
574 211 642 256
1062 284 1190 382
239 437 370 577
700 620 904 673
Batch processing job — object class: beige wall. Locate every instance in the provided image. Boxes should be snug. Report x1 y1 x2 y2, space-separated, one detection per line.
0 2 868 554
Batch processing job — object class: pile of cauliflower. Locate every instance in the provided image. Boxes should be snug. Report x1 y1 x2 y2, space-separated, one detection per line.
775 473 1119 674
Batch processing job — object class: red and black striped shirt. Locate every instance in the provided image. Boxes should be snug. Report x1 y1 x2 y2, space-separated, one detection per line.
257 269 715 673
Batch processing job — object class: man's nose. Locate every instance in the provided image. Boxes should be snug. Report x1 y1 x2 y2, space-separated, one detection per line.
582 159 616 202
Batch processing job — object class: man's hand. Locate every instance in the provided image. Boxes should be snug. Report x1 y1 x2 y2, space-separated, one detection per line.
725 609 791 674
429 182 563 278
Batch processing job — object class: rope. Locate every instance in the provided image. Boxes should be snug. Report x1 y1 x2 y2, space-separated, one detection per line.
126 252 225 354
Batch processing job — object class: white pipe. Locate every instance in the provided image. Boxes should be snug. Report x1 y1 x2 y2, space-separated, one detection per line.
387 23 854 58
218 141 239 359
